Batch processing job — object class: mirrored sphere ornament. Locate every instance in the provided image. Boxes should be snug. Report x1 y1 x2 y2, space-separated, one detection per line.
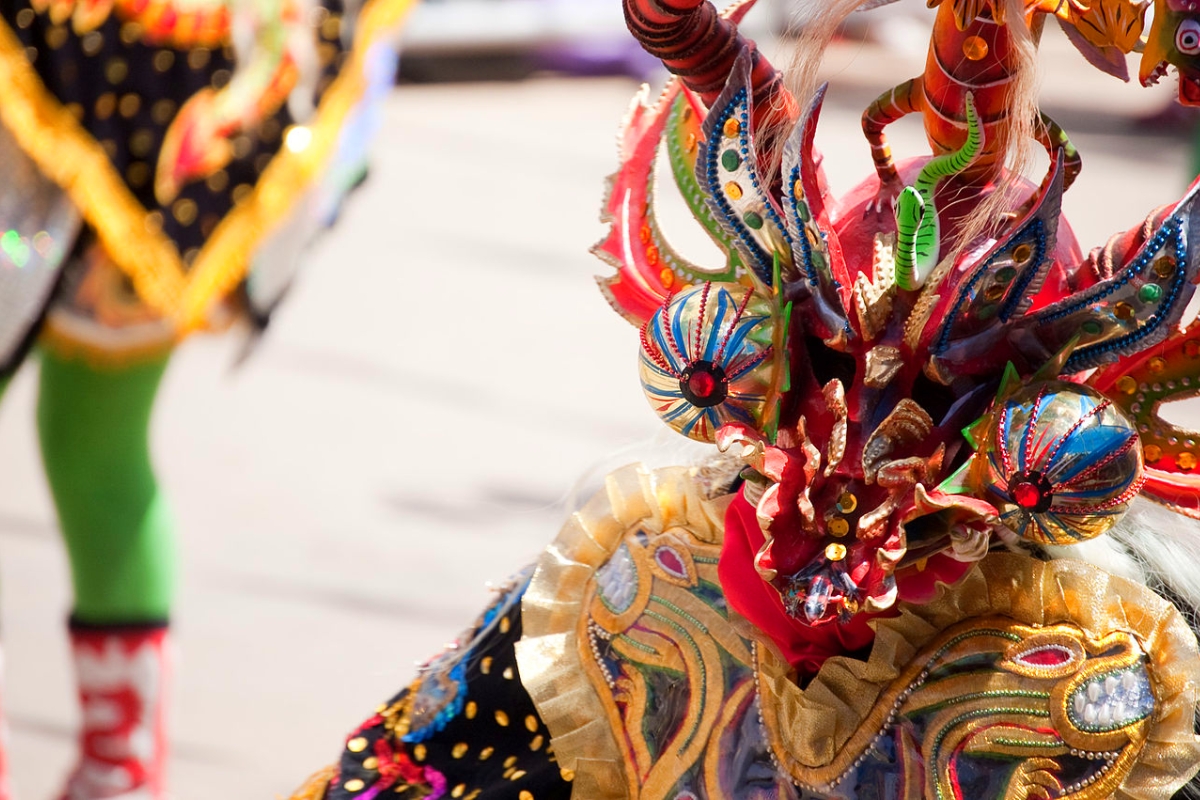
978 381 1144 544
638 282 776 442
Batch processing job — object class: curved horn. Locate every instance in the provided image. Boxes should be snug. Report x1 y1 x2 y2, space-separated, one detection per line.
623 0 793 127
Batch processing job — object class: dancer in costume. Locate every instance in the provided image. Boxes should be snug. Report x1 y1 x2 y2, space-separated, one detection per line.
0 0 414 793
290 0 1200 797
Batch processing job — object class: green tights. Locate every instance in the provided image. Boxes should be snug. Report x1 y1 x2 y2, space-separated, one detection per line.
4 349 175 624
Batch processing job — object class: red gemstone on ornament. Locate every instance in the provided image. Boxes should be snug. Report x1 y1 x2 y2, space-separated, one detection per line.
688 370 717 399
678 361 728 408
1012 481 1042 510
654 547 688 580
1019 646 1073 667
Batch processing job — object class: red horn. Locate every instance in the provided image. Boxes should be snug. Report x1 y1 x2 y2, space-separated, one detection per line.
623 0 793 128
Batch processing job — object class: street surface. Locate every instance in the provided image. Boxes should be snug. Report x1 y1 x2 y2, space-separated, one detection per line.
0 18 1195 798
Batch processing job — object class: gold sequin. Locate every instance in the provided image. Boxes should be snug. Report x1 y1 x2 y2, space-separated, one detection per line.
479 747 494 760
1145 444 1163 462
126 162 150 187
343 779 365 792
413 744 427 762
1113 301 1135 320
504 756 518 768
1179 452 1197 470
465 701 477 719
119 22 142 44
259 117 281 141
232 134 253 159
481 657 493 675
560 768 575 782
81 31 104 56
152 99 177 125
153 50 174 72
129 129 153 158
499 616 511 634
510 771 527 781
451 784 465 798
187 47 210 69
825 543 847 561
529 735 544 751
827 517 849 537
1116 376 1138 395
347 737 368 753
502 666 514 680
1155 256 1176 278
452 742 468 759
524 715 538 732
205 170 229 194
836 492 857 514
519 793 534 800
495 710 510 727
724 182 743 200
45 26 67 49
106 58 128 85
118 94 141 119
1148 356 1167 373
722 117 740 138
321 15 341 39
318 41 337 65
15 9 34 28
95 92 116 120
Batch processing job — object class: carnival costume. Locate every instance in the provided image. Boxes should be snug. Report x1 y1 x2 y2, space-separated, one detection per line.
0 0 413 792
292 0 1200 797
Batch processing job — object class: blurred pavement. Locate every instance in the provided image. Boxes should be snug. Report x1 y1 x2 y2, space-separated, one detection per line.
0 22 1196 799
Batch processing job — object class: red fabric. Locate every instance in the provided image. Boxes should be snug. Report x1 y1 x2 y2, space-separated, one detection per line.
720 488 983 677
68 625 169 799
719 489 882 677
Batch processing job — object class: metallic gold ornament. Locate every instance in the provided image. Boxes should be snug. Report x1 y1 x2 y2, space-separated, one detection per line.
973 381 1144 544
639 282 779 442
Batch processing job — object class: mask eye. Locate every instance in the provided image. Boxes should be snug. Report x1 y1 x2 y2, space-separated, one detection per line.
1177 19 1200 55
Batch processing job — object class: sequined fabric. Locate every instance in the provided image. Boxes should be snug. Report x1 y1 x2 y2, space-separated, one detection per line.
313 574 572 800
0 113 78 374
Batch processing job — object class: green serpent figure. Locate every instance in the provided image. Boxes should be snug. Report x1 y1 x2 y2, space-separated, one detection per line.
894 91 983 290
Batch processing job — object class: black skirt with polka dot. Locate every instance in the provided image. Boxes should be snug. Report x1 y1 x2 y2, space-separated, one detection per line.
320 582 574 800
1 0 349 258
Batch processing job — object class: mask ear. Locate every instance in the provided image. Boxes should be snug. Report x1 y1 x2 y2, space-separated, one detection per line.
1022 174 1200 374
926 150 1066 378
780 84 853 347
696 48 792 288
594 82 738 327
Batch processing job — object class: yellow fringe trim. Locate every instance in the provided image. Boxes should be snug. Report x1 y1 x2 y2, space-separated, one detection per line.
0 0 416 334
39 318 175 370
285 764 338 800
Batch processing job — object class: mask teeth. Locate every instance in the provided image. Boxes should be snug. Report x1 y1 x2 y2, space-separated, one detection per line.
1069 666 1154 731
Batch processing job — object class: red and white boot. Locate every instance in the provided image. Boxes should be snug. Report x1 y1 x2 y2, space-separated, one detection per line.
0 647 13 800
62 623 170 800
